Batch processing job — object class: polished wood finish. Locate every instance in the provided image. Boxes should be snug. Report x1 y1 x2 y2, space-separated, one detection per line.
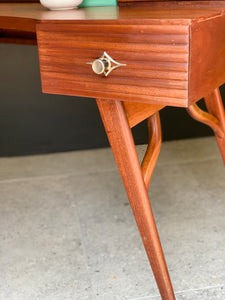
189 14 225 103
0 0 38 2
1 4 225 299
187 88 225 164
142 112 162 189
118 0 160 4
122 101 163 188
0 27 36 44
123 102 164 128
0 5 37 43
29 3 224 106
96 98 175 300
205 89 225 163
118 0 225 7
3 2 225 21
187 102 224 138
37 21 189 106
2 4 225 105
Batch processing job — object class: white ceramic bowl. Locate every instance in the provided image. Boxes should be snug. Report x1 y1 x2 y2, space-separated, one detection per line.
40 0 83 10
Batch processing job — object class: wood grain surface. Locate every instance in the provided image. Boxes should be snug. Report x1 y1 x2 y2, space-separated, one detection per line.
118 0 225 7
0 0 38 2
123 102 164 128
189 14 225 103
141 112 162 189
2 3 225 106
97 98 175 300
205 89 225 163
37 21 189 107
1 3 225 21
2 4 225 300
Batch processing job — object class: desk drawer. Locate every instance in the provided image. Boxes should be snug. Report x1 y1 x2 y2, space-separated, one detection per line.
37 21 189 107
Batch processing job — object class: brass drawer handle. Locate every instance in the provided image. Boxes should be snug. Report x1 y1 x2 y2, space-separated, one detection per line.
87 51 126 77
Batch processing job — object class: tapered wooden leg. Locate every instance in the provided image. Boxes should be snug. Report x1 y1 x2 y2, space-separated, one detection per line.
96 98 175 300
204 88 225 163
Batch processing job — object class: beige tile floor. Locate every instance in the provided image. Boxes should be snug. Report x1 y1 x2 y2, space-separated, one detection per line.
0 137 225 300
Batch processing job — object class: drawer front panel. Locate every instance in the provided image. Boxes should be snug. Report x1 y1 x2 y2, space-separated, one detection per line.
37 22 189 107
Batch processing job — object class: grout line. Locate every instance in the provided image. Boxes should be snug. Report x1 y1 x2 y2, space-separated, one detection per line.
0 155 220 185
0 173 72 184
0 137 220 184
130 295 159 300
129 284 225 300
174 284 225 295
0 167 117 185
99 284 225 300
156 156 220 167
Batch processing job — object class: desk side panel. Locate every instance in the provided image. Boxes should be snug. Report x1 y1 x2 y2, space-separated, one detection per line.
37 22 189 107
189 13 225 103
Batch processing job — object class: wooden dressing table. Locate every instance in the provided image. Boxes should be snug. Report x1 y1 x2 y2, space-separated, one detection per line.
1 2 225 299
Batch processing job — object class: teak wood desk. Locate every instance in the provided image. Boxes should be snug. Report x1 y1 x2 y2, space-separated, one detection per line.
1 2 225 299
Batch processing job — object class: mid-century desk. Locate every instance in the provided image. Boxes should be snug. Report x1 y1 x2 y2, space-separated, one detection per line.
1 2 225 299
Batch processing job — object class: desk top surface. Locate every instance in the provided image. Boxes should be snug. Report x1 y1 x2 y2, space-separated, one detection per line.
1 2 225 24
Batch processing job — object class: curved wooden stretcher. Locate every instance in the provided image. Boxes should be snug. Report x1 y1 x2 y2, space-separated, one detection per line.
1 2 225 299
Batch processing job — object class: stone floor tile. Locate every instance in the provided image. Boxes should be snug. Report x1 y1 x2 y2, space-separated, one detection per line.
68 156 225 299
150 159 225 293
0 178 94 300
0 136 220 182
175 286 225 299
0 148 116 182
67 171 160 299
158 136 221 165
142 286 225 300
137 136 220 167
0 137 225 300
